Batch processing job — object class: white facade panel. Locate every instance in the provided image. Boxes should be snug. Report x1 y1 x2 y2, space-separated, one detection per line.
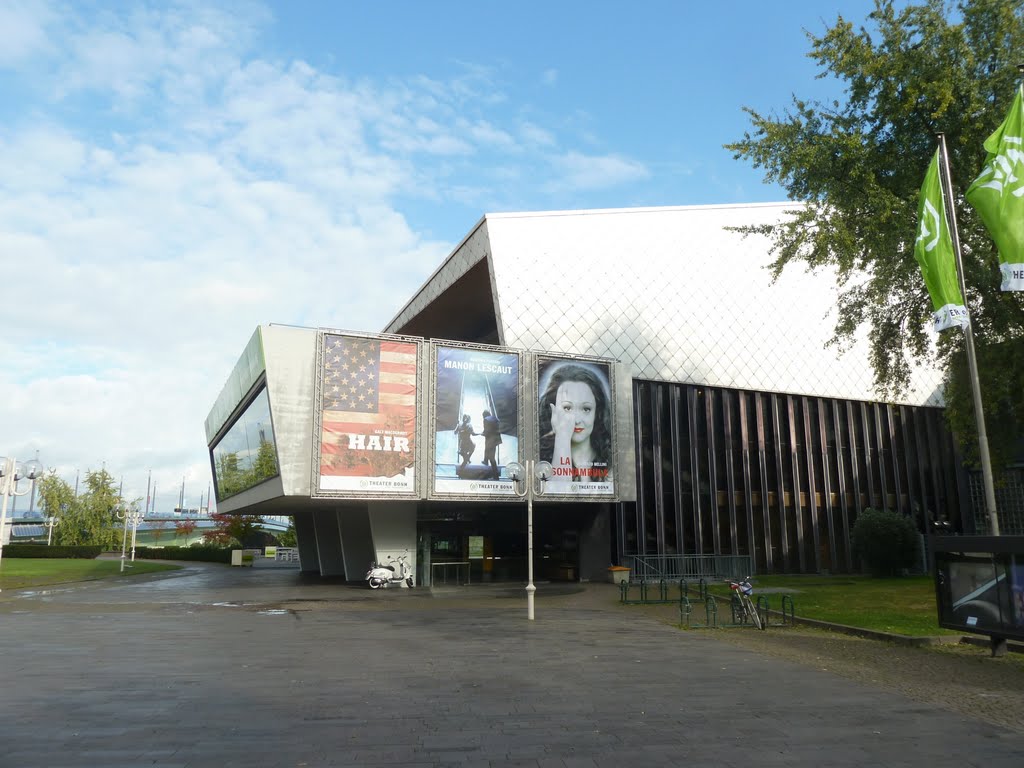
483 204 944 407
262 324 318 497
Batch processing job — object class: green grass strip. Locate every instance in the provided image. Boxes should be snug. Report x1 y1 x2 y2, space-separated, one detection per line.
0 559 180 590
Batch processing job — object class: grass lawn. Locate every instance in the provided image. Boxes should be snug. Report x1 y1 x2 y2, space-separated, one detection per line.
701 575 955 636
0 559 181 590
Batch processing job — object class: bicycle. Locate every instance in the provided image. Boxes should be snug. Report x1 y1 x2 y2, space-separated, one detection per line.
727 576 764 630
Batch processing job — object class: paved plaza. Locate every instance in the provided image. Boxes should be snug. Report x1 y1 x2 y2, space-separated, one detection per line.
2 562 1023 768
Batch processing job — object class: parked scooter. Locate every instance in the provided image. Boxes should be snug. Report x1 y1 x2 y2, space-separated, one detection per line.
366 550 414 589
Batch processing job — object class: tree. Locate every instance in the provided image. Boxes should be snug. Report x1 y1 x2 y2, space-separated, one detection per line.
204 511 265 548
276 521 297 548
36 473 79 525
174 518 199 544
727 0 1024 467
51 468 123 548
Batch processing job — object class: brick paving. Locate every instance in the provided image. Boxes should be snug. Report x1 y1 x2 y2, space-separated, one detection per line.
2 562 1023 767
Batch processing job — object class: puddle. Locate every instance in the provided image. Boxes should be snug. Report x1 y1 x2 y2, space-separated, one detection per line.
257 609 291 616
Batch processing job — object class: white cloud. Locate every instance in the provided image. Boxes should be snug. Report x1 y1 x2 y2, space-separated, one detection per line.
0 1 56 65
547 151 651 192
541 68 558 87
0 1 652 507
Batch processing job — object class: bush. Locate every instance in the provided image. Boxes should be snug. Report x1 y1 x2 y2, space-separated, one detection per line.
851 508 920 577
131 545 232 564
3 544 103 559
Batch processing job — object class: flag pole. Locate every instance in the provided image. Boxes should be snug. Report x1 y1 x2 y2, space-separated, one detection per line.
936 132 1000 536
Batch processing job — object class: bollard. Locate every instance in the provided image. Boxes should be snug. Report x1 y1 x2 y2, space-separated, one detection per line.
680 578 689 599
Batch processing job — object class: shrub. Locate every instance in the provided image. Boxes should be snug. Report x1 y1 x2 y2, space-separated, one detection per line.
851 508 920 577
131 545 232 564
2 544 103 559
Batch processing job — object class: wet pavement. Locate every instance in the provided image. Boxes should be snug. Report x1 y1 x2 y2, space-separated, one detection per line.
2 560 1023 767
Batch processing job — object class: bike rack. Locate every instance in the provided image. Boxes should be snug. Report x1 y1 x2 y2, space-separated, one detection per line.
756 595 770 627
619 579 685 606
678 596 693 627
621 577 790 632
704 596 718 628
781 594 795 625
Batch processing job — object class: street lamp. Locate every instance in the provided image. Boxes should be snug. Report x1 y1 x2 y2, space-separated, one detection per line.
506 459 553 621
44 516 59 545
0 456 45 590
115 507 145 573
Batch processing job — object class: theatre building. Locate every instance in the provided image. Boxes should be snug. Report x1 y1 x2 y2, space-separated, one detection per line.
205 203 969 584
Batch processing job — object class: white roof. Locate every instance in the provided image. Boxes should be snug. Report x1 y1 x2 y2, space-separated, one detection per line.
387 203 943 406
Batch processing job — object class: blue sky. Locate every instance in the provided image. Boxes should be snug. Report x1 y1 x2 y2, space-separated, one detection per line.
0 0 888 508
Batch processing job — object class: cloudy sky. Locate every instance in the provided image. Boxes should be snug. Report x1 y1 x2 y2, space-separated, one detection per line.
1 0 883 511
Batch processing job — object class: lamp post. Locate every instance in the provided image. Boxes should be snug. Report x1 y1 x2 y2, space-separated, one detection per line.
114 507 145 572
116 505 130 573
0 456 45 590
45 516 59 545
129 508 144 562
507 459 553 621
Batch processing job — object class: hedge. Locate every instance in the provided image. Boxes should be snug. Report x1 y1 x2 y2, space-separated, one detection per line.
131 545 233 564
3 544 103 559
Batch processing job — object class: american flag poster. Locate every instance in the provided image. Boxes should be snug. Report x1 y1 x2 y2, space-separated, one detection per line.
318 333 418 493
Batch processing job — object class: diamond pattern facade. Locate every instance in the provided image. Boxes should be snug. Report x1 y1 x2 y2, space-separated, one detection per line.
389 204 944 406
382 204 968 575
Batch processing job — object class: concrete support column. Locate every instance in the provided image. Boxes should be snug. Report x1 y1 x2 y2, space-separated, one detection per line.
338 505 374 582
292 509 319 574
312 508 346 577
368 502 418 587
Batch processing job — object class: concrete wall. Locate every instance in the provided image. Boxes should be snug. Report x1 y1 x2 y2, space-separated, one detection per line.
368 501 418 587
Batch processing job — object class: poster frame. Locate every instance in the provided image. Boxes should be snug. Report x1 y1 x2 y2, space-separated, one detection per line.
310 328 425 500
533 352 619 502
426 339 525 502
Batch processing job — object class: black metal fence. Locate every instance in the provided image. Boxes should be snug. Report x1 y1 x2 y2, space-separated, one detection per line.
627 554 753 582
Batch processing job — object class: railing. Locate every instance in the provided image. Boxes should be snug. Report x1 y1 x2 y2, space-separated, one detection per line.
627 554 753 582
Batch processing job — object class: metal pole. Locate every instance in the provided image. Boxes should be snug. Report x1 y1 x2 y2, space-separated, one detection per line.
119 509 129 573
130 512 140 561
0 459 12 584
937 133 1001 535
526 461 536 621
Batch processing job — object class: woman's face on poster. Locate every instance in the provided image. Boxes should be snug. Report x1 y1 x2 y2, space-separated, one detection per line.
555 380 596 444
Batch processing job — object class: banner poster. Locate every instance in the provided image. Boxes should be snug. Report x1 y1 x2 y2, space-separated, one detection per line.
537 356 615 497
433 345 519 496
318 333 417 494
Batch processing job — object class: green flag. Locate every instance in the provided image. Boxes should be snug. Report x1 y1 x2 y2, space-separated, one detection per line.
915 149 968 332
966 86 1024 291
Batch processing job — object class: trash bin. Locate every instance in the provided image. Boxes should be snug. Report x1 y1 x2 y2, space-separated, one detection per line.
607 566 630 585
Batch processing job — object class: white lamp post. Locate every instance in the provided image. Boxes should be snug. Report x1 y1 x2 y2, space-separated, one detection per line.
0 456 45 590
45 516 59 545
115 507 145 571
129 509 144 562
506 459 553 621
116 505 130 573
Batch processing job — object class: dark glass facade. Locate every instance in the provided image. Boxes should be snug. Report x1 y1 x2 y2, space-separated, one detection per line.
621 379 969 574
212 386 280 501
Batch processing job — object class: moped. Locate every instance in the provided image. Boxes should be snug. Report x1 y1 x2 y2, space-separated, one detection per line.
366 550 414 589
